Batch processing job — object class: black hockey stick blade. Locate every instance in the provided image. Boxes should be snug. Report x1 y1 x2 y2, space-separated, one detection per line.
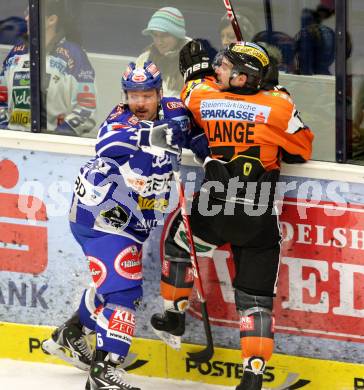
187 301 214 363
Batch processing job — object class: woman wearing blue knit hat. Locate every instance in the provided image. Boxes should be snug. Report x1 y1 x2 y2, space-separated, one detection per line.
136 7 191 97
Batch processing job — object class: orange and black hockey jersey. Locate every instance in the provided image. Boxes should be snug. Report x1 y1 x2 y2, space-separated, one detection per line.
181 76 314 172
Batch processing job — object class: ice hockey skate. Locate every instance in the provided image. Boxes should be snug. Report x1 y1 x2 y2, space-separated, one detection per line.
41 312 93 371
236 356 266 390
150 309 185 350
86 350 140 390
236 370 263 390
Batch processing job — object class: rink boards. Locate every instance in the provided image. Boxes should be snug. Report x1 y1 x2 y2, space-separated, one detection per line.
1 321 364 390
2 135 364 390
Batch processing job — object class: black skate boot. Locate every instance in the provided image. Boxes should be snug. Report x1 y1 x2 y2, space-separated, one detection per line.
42 311 93 371
150 310 185 350
236 356 265 390
86 350 140 390
236 371 263 390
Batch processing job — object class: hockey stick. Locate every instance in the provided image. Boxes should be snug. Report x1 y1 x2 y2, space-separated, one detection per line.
172 163 214 364
222 0 243 41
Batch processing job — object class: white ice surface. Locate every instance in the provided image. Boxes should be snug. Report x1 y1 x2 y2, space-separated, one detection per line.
0 359 234 390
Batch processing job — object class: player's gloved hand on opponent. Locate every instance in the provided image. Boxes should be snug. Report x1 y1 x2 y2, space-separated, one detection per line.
179 40 215 83
155 119 184 150
138 119 183 154
190 132 210 163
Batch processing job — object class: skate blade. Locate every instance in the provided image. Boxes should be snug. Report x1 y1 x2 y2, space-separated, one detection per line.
152 327 181 350
41 338 90 371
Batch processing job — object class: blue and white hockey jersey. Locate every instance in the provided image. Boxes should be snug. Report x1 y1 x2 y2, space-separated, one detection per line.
0 36 96 134
69 97 190 242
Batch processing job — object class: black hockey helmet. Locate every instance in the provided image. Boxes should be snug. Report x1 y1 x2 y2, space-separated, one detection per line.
223 41 270 90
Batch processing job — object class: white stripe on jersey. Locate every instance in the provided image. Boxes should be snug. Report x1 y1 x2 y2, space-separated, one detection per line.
97 141 138 155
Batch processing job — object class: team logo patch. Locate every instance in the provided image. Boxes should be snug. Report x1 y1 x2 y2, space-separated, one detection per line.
239 315 255 331
114 245 142 280
88 256 107 288
246 356 265 375
107 309 136 345
131 71 147 82
100 205 129 229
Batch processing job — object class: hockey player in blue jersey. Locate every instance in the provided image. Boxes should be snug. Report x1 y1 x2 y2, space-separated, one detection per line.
42 61 189 390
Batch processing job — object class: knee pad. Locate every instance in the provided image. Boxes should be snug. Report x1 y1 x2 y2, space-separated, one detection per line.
78 286 104 332
235 289 273 312
235 289 274 361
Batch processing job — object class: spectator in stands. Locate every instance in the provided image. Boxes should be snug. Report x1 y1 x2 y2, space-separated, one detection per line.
216 12 283 82
294 5 335 75
136 7 190 97
252 31 295 73
0 0 97 136
0 16 27 45
219 10 257 47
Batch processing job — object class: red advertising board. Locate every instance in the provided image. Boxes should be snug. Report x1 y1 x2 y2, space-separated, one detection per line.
188 197 364 343
0 159 48 274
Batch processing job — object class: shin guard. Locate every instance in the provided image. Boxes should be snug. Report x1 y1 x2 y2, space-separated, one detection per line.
160 257 194 312
239 310 274 362
235 289 275 366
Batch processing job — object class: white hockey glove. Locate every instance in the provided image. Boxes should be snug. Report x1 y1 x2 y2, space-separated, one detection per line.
138 120 183 155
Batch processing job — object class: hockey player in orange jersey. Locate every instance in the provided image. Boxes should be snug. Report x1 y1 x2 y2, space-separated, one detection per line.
151 40 314 390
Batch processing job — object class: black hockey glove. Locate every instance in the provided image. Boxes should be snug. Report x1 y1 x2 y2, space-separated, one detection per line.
179 40 214 83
